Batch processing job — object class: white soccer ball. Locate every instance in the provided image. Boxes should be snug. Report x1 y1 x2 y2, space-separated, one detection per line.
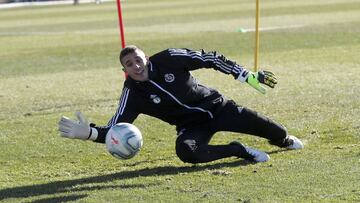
105 123 143 160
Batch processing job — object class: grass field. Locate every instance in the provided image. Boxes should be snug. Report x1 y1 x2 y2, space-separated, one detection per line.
0 0 359 202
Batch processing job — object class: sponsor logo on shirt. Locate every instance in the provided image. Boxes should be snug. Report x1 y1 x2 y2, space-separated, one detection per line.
164 73 175 83
150 94 161 104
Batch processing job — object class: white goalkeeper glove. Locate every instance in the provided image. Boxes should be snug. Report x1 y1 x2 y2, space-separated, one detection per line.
58 111 98 140
237 70 277 94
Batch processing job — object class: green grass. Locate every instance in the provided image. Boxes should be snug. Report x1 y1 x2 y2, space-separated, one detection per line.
0 0 359 202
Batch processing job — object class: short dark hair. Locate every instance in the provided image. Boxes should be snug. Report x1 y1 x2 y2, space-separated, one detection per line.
119 45 142 66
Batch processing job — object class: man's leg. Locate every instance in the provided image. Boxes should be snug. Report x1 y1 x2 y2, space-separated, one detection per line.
211 100 302 149
175 128 237 163
175 128 268 163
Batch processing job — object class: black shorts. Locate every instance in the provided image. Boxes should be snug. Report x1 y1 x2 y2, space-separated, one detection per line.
175 100 287 162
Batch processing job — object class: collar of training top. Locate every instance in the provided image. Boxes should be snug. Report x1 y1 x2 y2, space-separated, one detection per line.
147 61 160 81
126 61 159 84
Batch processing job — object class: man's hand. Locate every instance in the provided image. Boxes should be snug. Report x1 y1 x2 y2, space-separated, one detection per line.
239 70 277 94
58 111 97 140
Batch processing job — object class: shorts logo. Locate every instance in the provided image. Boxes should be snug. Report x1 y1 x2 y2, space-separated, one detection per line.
177 128 186 136
150 94 161 104
212 97 223 104
164 73 175 83
184 139 197 152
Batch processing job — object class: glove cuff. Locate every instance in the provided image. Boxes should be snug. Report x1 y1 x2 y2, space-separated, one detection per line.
88 127 98 141
236 69 249 83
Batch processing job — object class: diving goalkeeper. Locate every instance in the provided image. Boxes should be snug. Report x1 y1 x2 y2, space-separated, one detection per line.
58 45 303 163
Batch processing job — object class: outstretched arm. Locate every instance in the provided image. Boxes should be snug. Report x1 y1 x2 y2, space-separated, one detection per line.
58 86 139 143
93 86 139 143
168 48 248 79
168 48 277 94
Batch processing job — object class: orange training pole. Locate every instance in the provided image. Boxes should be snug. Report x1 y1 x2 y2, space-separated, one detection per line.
116 0 126 48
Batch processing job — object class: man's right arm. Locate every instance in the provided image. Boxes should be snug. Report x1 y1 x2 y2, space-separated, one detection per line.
58 86 139 143
93 86 139 143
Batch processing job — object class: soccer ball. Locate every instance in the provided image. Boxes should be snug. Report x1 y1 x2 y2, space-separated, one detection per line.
105 123 143 160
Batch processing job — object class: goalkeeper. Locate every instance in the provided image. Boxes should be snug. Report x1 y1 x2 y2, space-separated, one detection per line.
59 45 303 163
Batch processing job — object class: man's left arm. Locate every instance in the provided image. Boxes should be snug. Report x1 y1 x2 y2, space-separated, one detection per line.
168 48 247 78
168 48 277 94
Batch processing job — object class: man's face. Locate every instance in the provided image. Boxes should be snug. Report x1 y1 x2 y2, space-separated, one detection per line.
122 49 149 82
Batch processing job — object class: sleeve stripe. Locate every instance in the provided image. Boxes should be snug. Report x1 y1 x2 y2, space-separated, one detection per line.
107 87 130 127
232 64 244 75
191 54 233 73
119 87 130 115
170 50 233 73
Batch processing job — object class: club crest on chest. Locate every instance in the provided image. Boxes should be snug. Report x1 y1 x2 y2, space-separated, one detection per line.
164 73 175 83
150 94 161 104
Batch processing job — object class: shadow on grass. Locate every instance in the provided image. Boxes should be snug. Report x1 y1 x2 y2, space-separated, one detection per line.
27 194 88 203
266 149 288 155
0 159 249 201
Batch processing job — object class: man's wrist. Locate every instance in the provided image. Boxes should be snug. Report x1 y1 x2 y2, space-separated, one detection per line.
88 127 98 141
236 69 250 82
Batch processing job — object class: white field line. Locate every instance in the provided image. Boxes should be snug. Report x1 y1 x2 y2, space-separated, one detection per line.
240 24 305 32
0 30 116 36
0 0 115 9
0 25 306 36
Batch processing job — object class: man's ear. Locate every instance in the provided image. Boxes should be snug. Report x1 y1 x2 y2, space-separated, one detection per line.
145 55 150 65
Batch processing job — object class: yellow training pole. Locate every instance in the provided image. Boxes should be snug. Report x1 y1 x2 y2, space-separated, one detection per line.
254 0 260 72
